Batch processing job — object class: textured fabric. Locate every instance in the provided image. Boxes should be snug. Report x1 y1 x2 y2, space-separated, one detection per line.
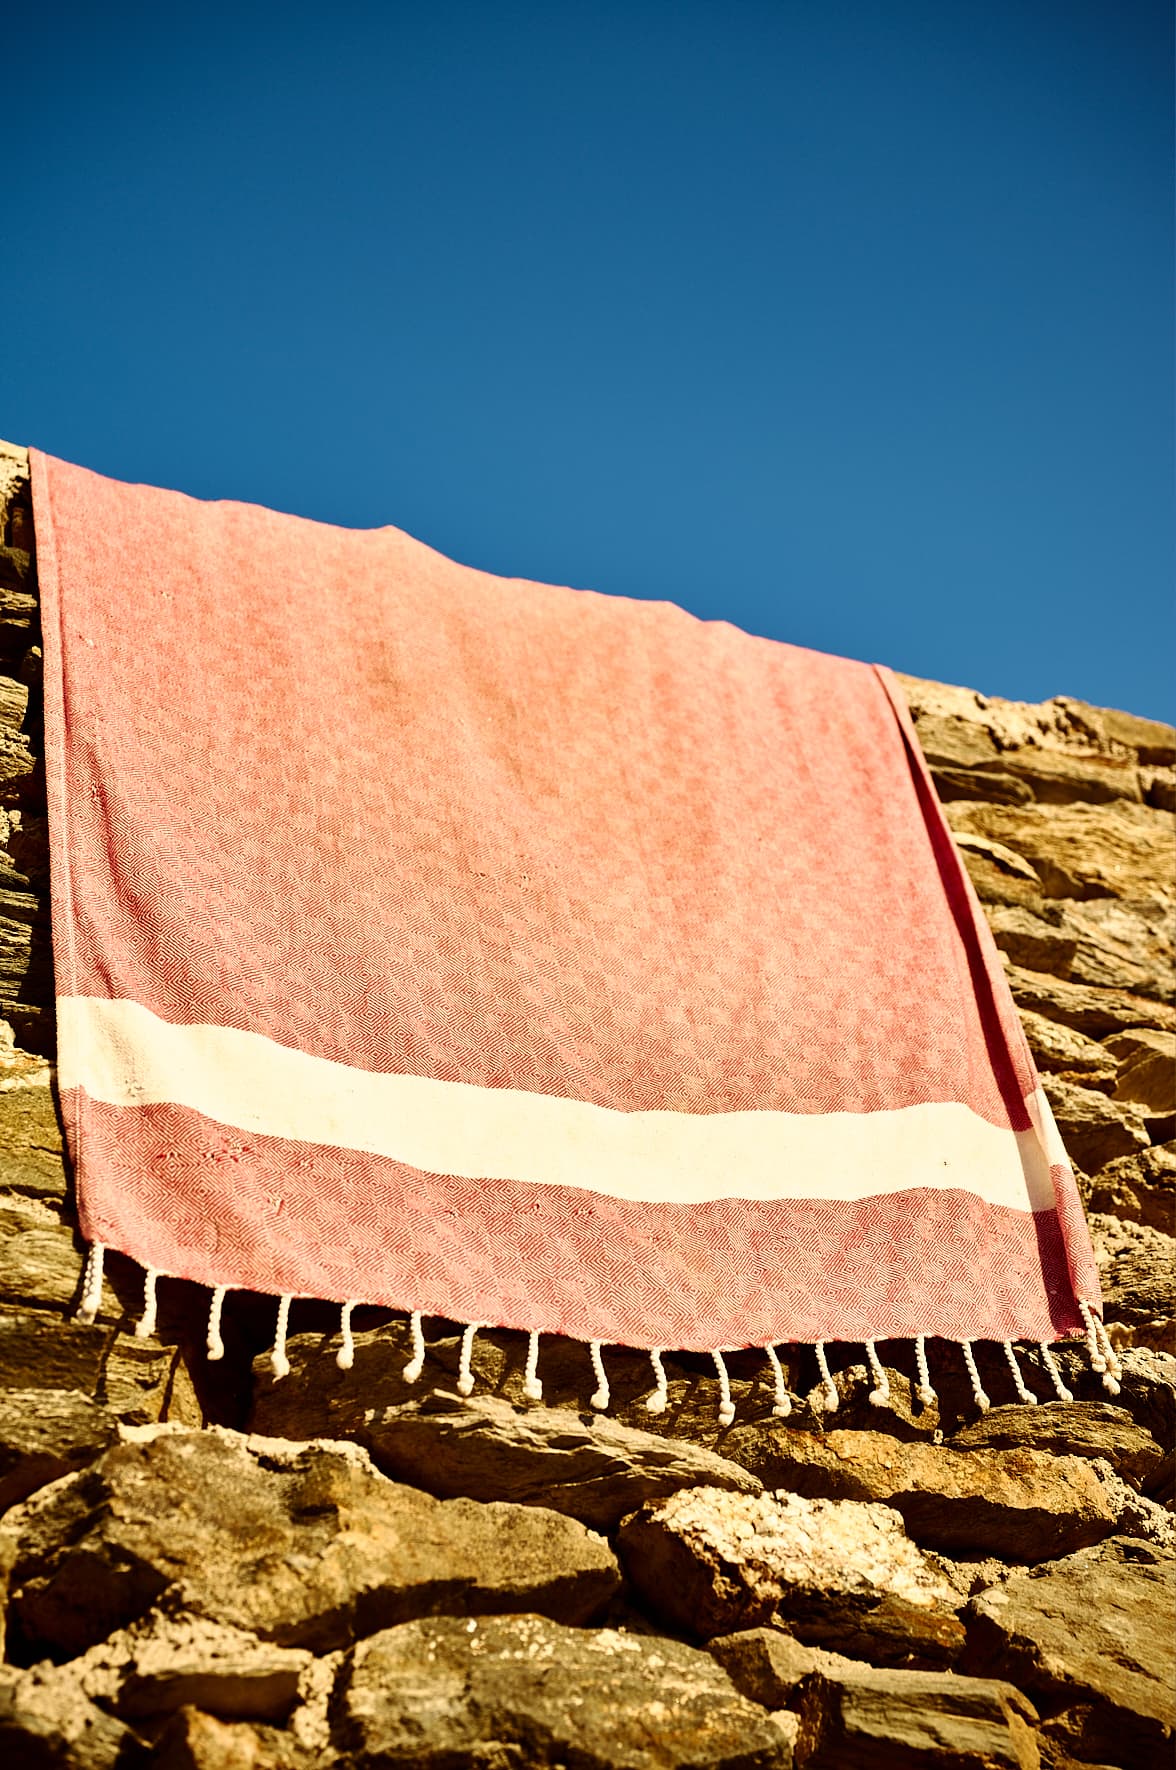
32 448 1100 1350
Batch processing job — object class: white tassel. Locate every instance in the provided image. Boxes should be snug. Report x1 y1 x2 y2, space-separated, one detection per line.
76 1241 106 1325
271 1295 292 1381
1002 1338 1037 1405
336 1301 356 1371
914 1334 937 1407
402 1310 426 1383
588 1339 610 1412
765 1344 792 1418
134 1266 160 1339
1093 1310 1123 1396
712 1350 735 1427
1039 1340 1074 1402
206 1285 227 1361
1078 1298 1120 1395
645 1349 669 1414
961 1338 990 1412
457 1322 479 1397
523 1329 543 1402
865 1338 890 1406
814 1340 839 1412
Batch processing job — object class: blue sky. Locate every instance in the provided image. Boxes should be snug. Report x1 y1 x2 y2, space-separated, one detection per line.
6 1 1172 718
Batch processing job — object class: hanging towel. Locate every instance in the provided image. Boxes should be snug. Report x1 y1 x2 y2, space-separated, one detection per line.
31 448 1101 1365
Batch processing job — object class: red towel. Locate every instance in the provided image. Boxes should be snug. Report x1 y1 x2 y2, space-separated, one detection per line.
32 448 1100 1363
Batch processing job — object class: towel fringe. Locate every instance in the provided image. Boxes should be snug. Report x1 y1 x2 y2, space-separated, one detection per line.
711 1350 735 1426
76 1241 106 1325
588 1339 610 1412
1002 1338 1037 1405
134 1267 160 1339
271 1295 293 1380
1039 1339 1074 1402
764 1344 792 1417
403 1310 426 1383
814 1340 839 1412
645 1349 668 1413
914 1334 937 1407
523 1329 543 1402
457 1322 480 1396
336 1301 356 1371
864 1338 890 1407
961 1338 990 1412
80 1255 1123 1422
206 1286 227 1361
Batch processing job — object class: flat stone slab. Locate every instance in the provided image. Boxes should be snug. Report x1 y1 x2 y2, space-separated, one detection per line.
6 1426 619 1660
618 1486 965 1666
364 1389 762 1530
336 1613 792 1769
722 1427 1119 1559
963 1534 1176 1769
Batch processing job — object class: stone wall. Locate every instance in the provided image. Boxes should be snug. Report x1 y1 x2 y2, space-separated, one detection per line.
0 437 1173 1768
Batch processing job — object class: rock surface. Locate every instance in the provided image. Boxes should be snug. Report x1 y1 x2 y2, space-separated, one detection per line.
618 1486 966 1665
363 1387 763 1529
711 1629 1040 1770
336 1613 792 1769
963 1536 1176 1770
722 1428 1119 1559
6 1428 619 1660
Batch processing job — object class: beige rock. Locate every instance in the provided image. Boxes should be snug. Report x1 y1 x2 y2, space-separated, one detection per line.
1004 964 1176 1037
718 1428 1117 1560
1092 1217 1176 1356
361 1388 762 1530
0 1387 119 1512
75 1611 312 1722
1059 898 1175 1002
6 1427 620 1660
152 1706 308 1770
953 832 1044 908
617 1486 965 1665
0 1661 143 1770
963 1536 1176 1770
334 1613 792 1769
1084 1141 1175 1234
0 1308 201 1426
1105 1029 1176 1115
1040 1075 1151 1173
1057 699 1176 767
948 1400 1169 1494
0 1064 66 1199
1015 1008 1116 1082
945 800 1175 906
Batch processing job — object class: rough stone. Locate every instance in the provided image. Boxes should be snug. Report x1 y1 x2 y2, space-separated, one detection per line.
1059 898 1176 1002
1084 1141 1174 1233
1003 963 1176 1037
1039 1074 1151 1173
362 1388 762 1529
948 1400 1169 1493
719 1428 1117 1560
963 1536 1176 1770
75 1611 313 1721
1105 1028 1176 1115
0 1660 145 1769
334 1612 792 1769
152 1706 307 1770
5 1427 620 1661
617 1487 965 1665
0 1065 67 1199
710 1629 1040 1770
1014 1008 1117 1082
1092 1217 1176 1355
0 1387 119 1512
0 1308 201 1427
945 800 1175 906
953 832 1044 908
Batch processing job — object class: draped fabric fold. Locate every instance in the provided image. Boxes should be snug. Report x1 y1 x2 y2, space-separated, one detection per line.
32 448 1100 1352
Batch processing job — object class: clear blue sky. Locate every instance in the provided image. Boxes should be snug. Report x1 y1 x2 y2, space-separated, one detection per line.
6 1 1172 718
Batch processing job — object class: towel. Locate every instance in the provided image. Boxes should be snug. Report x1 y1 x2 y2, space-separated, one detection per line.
31 447 1103 1382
